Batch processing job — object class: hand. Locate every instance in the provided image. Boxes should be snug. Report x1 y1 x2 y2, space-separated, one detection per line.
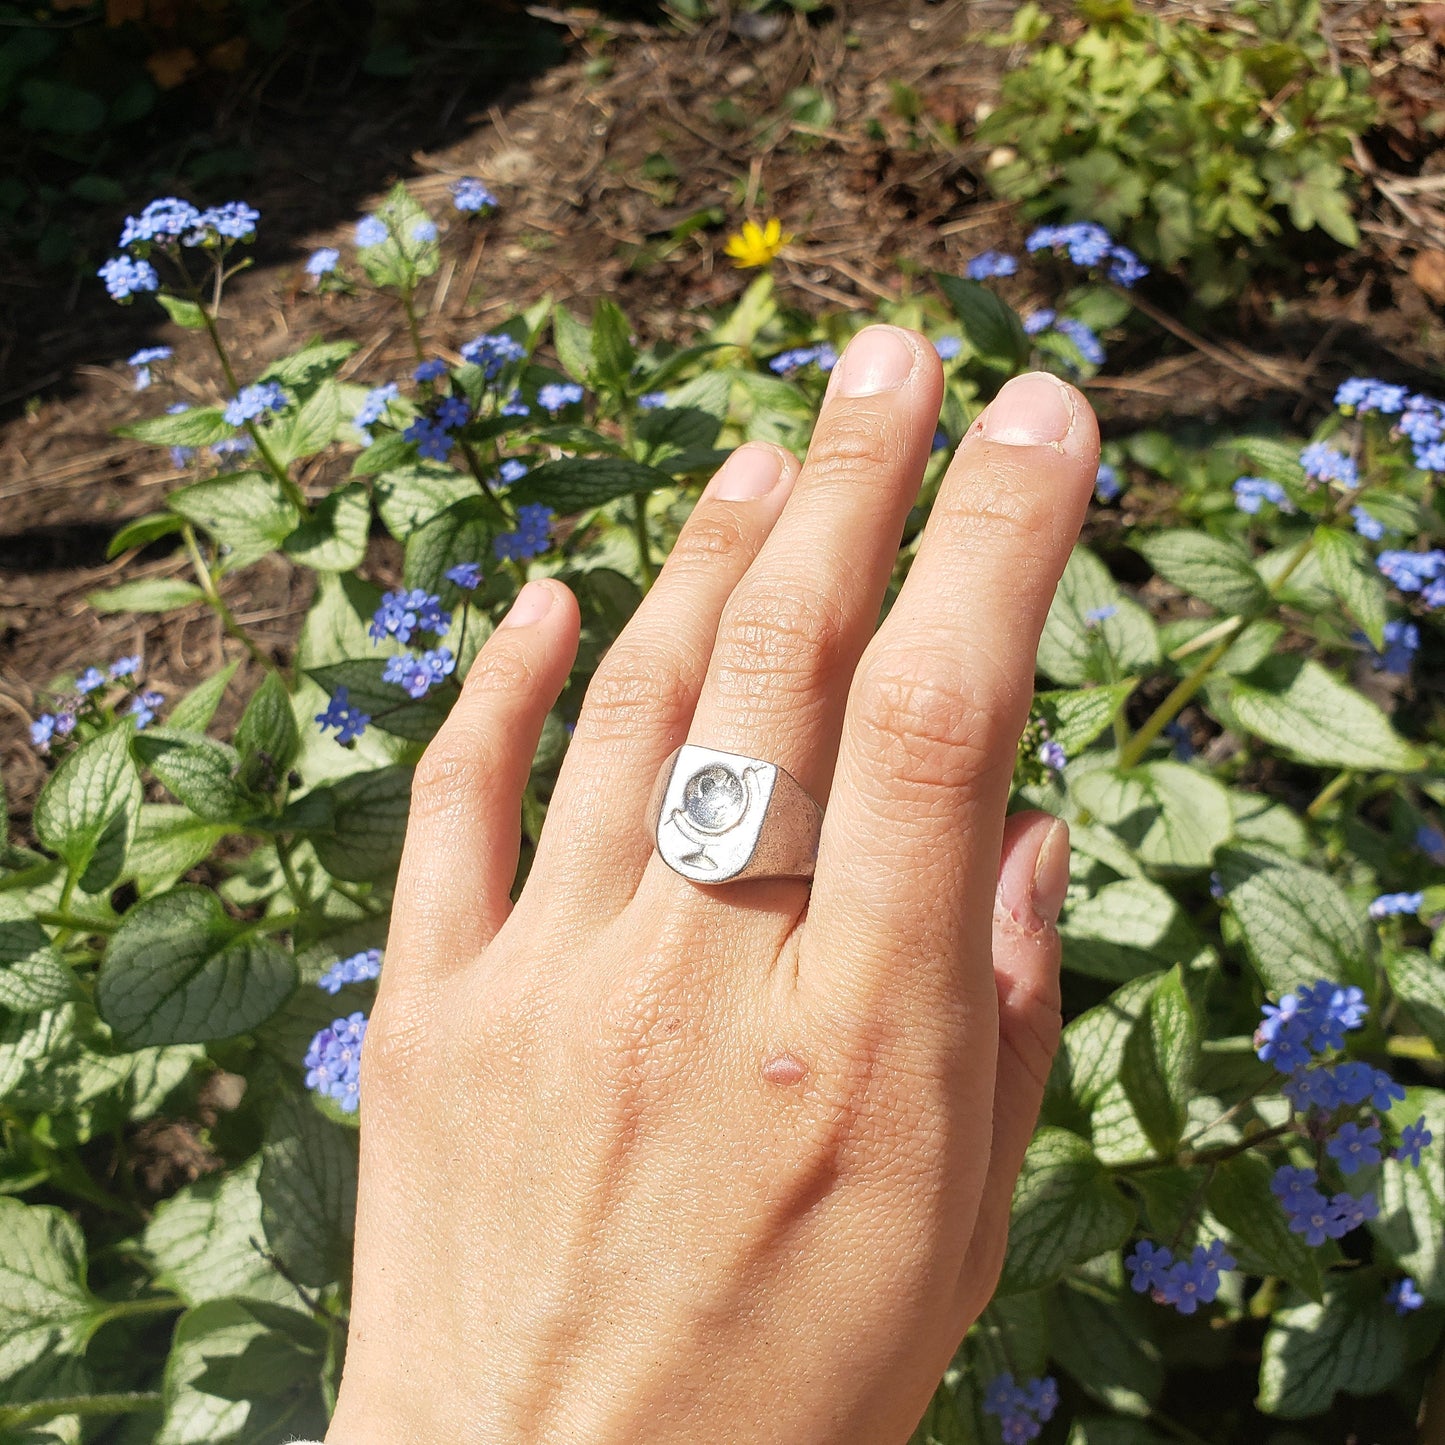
329 328 1099 1444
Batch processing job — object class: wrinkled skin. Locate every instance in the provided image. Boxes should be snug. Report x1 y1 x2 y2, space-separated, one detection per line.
329 330 1099 1444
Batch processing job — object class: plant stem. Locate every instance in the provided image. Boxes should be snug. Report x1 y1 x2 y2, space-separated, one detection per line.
98 1294 186 1324
631 490 656 591
0 1392 162 1429
179 526 273 671
1112 1119 1296 1176
274 836 309 910
1306 769 1354 818
1120 526 1320 769
35 910 115 934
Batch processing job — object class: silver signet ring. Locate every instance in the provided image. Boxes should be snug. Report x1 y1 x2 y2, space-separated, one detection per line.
646 744 823 885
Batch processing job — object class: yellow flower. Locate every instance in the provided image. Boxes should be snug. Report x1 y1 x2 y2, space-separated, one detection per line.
723 218 793 269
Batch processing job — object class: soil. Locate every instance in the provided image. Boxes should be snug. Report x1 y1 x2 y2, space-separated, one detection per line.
2 0 1444 819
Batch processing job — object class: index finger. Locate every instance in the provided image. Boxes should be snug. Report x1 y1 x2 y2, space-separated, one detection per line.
802 372 1099 1023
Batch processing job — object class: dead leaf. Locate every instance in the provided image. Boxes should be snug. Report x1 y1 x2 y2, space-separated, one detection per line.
1410 249 1445 307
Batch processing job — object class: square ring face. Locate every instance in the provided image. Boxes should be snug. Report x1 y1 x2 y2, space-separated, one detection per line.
655 745 779 882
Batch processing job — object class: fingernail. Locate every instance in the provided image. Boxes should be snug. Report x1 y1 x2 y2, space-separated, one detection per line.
830 326 917 397
499 580 555 628
980 372 1078 449
1031 818 1071 927
705 443 787 501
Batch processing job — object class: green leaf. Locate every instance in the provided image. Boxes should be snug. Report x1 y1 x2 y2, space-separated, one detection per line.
508 457 676 514
0 1198 103 1383
302 767 413 883
933 274 1030 371
168 472 301 574
1217 845 1372 993
1038 546 1160 686
120 406 228 447
272 379 344 466
1208 1154 1324 1301
304 660 451 743
552 304 594 383
167 661 239 732
87 577 208 614
1071 761 1233 870
155 1299 327 1445
373 462 479 539
133 729 252 823
154 294 209 330
996 1128 1135 1294
142 1155 297 1307
1385 952 1445 1054
0 915 72 1013
1313 525 1387 650
1049 1279 1163 1415
402 496 495 596
636 405 725 461
259 1094 358 1288
1120 965 1198 1153
122 806 228 893
1134 530 1266 615
234 674 300 792
1045 973 1163 1128
107 511 185 558
1257 1279 1405 1418
282 483 369 572
96 887 297 1047
260 340 358 390
1035 681 1136 755
1369 1087 1445 1301
1227 656 1423 772
1059 878 1201 982
33 727 141 892
590 297 636 392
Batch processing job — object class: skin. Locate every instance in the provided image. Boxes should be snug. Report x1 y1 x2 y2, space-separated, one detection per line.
328 328 1100 1444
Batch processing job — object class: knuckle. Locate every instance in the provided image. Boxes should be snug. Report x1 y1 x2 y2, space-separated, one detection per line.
410 734 497 821
936 467 1056 560
578 653 695 744
464 642 542 699
357 994 433 1096
807 405 908 484
664 507 753 575
848 649 1009 793
712 577 850 695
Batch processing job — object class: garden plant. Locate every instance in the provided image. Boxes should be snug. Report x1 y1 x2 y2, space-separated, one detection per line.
2 172 1444 1444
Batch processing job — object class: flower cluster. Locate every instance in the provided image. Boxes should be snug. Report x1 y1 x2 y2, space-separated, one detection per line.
1362 619 1419 676
369 589 452 646
304 1012 367 1112
223 381 288 429
452 177 499 214
445 561 483 590
493 503 554 563
1021 310 1105 367
30 655 161 751
353 382 401 444
1369 890 1423 920
460 331 526 379
1376 548 1445 606
768 344 838 376
127 346 172 390
981 1373 1058 1444
1299 442 1358 488
383 647 457 699
1094 462 1121 502
404 395 472 460
965 249 1017 280
724 217 791 269
1024 221 1148 287
538 381 584 415
1253 982 1430 1264
1126 1239 1236 1314
318 948 383 994
99 197 257 301
1388 1277 1425 1315
306 247 340 278
1233 476 1293 515
934 336 962 361
1335 377 1445 474
315 686 370 745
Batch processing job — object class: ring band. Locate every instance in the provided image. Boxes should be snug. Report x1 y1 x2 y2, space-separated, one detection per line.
647 744 823 885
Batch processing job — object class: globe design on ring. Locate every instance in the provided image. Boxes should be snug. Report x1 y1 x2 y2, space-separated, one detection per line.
668 762 765 870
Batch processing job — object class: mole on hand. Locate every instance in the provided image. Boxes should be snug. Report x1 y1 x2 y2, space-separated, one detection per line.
761 1052 808 1086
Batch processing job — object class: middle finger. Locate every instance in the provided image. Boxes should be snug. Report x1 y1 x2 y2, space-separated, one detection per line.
632 325 942 912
